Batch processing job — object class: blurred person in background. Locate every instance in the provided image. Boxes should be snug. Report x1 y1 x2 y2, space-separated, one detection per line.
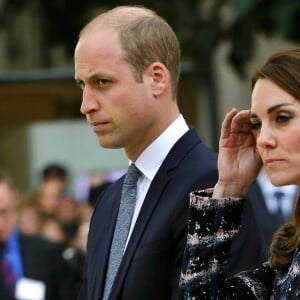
54 195 80 247
34 178 63 218
72 220 90 254
41 164 69 193
17 198 43 236
39 215 67 244
0 169 73 300
33 163 70 217
248 169 298 262
87 172 111 208
35 163 81 245
61 204 93 300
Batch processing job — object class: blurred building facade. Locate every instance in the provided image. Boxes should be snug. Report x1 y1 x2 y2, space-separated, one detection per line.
0 1 297 194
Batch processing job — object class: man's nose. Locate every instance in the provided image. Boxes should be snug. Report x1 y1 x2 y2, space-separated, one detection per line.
80 86 99 115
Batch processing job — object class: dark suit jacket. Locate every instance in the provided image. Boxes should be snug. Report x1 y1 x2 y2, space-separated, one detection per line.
0 233 72 300
78 129 261 300
247 181 297 263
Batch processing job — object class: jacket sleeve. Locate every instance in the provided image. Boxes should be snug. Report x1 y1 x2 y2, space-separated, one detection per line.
178 189 275 299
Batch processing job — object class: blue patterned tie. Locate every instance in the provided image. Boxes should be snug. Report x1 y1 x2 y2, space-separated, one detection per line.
274 190 286 222
103 164 142 300
0 242 16 298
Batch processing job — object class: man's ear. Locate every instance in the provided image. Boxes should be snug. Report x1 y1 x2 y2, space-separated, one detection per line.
147 62 169 97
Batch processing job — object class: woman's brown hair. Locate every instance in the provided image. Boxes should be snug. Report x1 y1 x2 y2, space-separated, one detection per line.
252 49 300 270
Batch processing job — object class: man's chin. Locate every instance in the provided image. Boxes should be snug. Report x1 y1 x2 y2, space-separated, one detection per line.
98 139 122 149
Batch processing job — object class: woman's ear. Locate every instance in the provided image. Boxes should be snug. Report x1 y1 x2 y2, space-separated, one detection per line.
147 62 169 97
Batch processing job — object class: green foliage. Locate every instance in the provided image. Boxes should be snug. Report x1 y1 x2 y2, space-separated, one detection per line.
230 0 300 76
1 0 300 78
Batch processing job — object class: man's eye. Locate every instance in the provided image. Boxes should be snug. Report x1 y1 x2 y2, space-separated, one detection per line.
98 79 109 86
76 81 85 90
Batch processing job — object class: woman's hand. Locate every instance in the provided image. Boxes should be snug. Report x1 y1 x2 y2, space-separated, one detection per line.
213 108 262 198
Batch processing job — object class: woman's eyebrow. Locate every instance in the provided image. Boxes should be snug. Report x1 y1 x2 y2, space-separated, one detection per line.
267 103 294 114
250 103 294 118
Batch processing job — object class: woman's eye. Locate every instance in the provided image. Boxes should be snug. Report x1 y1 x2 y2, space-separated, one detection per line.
276 114 292 123
250 121 261 130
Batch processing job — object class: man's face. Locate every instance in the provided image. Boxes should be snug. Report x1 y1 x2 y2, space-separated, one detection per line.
0 182 18 242
74 29 159 161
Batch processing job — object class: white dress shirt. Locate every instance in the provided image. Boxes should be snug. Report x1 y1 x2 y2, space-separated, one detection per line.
124 114 189 249
257 170 298 217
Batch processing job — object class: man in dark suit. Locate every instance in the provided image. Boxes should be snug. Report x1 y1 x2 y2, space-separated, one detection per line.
0 170 72 300
75 5 261 300
248 169 298 263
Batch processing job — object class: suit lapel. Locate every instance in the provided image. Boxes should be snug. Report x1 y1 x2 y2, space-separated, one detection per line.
90 180 124 299
109 129 200 299
249 182 269 216
249 182 283 227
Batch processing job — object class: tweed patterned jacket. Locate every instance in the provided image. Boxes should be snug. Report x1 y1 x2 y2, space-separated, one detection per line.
179 188 300 300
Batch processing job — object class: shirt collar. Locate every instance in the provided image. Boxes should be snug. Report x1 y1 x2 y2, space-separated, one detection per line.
132 114 189 181
257 170 297 198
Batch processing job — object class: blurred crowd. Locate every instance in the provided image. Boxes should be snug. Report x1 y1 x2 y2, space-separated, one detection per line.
0 163 123 300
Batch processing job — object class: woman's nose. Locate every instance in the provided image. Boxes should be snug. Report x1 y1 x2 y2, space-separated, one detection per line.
256 125 276 149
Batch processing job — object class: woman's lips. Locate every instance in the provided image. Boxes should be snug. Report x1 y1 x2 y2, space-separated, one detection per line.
264 158 283 168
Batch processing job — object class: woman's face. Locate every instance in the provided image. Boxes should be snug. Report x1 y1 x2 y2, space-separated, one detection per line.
75 29 163 161
250 78 300 186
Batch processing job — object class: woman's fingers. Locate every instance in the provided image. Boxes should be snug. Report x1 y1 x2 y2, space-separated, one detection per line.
231 110 252 133
220 109 253 148
220 108 238 139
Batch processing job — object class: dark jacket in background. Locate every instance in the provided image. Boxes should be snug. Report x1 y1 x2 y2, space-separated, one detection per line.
0 233 73 300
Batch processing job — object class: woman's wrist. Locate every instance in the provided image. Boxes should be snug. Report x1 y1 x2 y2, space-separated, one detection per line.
212 181 249 198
